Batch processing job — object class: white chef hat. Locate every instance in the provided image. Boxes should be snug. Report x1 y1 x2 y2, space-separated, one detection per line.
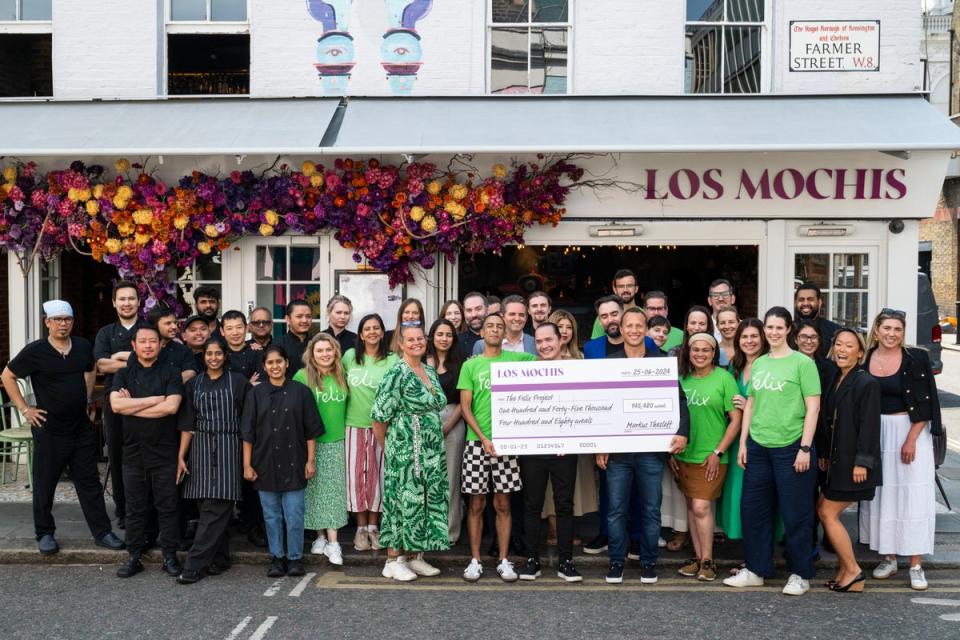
42 299 74 318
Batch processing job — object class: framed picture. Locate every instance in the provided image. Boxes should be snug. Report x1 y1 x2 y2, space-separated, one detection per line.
335 270 407 333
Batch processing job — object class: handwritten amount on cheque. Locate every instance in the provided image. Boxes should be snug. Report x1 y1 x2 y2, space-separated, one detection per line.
496 395 673 431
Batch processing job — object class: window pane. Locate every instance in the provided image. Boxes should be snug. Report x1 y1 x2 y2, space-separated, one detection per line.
794 254 830 289
0 0 15 20
492 0 528 23
723 26 760 94
257 283 287 323
727 0 763 22
532 0 568 22
212 0 246 21
290 247 322 281
171 0 207 20
491 28 529 94
687 0 722 22
833 253 869 289
191 254 223 281
255 246 287 281
20 0 51 20
833 292 867 329
685 25 721 93
530 28 567 94
288 283 323 317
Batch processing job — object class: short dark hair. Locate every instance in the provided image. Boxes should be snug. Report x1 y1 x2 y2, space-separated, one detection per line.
112 281 139 300
534 322 561 339
594 294 623 312
794 282 822 300
147 306 177 327
221 310 247 325
709 278 733 292
527 291 551 306
502 294 526 310
764 306 794 329
612 269 637 283
133 325 160 341
193 285 220 301
263 344 289 362
285 299 311 317
486 295 501 306
647 315 671 330
644 290 668 305
463 291 487 306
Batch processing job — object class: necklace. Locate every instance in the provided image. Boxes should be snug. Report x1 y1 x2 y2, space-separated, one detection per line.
48 337 72 358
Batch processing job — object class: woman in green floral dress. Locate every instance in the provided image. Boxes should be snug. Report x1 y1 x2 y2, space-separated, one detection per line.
371 323 449 582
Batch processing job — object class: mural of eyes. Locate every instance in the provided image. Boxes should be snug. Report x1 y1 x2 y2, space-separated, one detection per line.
381 30 422 64
317 33 355 64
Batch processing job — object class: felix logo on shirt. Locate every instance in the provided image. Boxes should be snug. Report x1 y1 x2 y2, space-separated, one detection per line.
751 371 787 392
685 388 711 407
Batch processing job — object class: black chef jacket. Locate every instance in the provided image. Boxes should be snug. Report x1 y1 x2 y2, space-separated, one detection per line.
113 357 184 468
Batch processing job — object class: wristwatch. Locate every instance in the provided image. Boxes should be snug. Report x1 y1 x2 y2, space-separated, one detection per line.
712 449 723 458
799 445 812 453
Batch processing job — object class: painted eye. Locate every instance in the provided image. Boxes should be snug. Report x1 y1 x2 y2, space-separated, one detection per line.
325 47 344 57
393 47 410 55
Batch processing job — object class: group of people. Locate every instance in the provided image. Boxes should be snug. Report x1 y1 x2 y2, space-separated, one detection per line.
0 270 942 593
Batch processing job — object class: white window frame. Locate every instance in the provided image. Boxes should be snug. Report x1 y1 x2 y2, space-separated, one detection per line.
0 0 52 33
788 244 880 333
176 255 224 316
166 0 250 34
486 0 574 95
683 0 770 94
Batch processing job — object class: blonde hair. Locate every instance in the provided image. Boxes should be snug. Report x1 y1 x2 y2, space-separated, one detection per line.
866 310 906 352
828 327 868 365
302 333 348 394
549 309 583 359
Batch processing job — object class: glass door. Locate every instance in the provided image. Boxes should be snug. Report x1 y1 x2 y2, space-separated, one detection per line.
789 246 879 332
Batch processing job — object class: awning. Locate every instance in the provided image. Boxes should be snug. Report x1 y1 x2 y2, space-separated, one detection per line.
1 94 958 156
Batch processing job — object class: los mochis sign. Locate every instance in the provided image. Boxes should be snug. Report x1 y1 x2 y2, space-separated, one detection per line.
789 20 881 72
639 168 905 202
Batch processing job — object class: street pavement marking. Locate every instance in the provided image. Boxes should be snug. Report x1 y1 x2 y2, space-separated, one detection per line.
912 597 960 606
941 613 960 621
263 577 287 597
288 573 317 597
224 616 252 640
248 616 278 640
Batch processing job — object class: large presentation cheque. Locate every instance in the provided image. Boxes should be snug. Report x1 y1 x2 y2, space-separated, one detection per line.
491 358 681 456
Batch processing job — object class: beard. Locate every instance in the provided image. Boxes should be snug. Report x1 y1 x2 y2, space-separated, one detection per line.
605 326 622 339
796 306 817 320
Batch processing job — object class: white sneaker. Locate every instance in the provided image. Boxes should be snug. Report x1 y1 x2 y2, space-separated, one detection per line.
657 536 667 548
463 558 483 582
782 574 810 596
497 558 518 582
368 528 382 550
407 553 441 577
872 557 898 579
382 558 417 582
310 535 327 555
323 541 343 566
353 528 370 551
910 565 928 591
722 567 764 588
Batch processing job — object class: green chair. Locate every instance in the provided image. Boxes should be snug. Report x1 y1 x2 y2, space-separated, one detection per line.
0 381 34 487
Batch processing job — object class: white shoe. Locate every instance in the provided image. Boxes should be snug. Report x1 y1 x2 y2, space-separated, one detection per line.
463 558 483 582
382 558 417 582
310 535 327 555
782 574 809 596
323 541 343 566
657 536 667 548
353 528 370 551
722 567 764 588
368 528 382 550
497 558 518 582
406 553 441 577
872 557 898 579
910 565 928 591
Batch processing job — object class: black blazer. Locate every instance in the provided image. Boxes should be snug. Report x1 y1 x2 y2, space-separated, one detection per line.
865 347 942 436
815 366 882 493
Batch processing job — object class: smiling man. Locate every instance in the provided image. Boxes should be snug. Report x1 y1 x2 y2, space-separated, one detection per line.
793 282 840 357
472 294 535 355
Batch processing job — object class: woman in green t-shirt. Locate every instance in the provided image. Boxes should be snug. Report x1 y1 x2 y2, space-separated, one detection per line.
343 313 399 552
724 307 821 596
674 333 741 583
294 333 349 566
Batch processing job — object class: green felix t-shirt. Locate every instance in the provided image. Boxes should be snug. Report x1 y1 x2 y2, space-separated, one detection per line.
342 348 399 428
664 326 684 351
293 369 347 443
678 367 739 464
457 351 536 441
746 351 821 448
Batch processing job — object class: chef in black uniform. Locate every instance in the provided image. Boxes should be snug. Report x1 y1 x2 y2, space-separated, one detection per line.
182 315 211 373
148 306 198 384
221 310 264 382
1 300 124 556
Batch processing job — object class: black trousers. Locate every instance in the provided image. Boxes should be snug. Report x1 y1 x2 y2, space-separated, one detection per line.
240 479 264 529
102 403 125 519
185 499 234 572
520 455 578 561
123 456 179 556
31 424 112 540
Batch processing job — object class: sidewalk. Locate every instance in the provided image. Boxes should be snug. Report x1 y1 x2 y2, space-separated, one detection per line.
2 450 960 570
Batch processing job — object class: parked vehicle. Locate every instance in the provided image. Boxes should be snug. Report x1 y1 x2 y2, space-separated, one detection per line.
917 271 943 374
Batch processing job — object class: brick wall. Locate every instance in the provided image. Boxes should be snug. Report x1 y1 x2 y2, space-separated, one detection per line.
919 207 958 317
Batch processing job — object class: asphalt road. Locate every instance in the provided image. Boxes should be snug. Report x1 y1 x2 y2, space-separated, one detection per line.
3 563 960 639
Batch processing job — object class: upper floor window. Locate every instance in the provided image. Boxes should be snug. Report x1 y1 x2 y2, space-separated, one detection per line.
166 0 249 95
489 0 570 94
170 0 247 22
685 0 764 94
0 0 50 21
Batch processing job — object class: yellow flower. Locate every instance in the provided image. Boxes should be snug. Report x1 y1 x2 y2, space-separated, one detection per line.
85 200 100 216
134 232 150 245
259 224 274 237
115 158 130 173
427 180 442 195
1 184 10 194
92 184 104 199
117 185 134 200
450 184 468 201
492 164 508 179
67 188 80 202
2 166 16 182
77 188 91 202
132 209 153 225
104 238 122 254
409 206 425 222
301 161 317 177
310 174 323 188
112 196 129 210
198 241 212 254
117 222 134 236
204 224 219 238
420 215 437 233
451 203 467 220
173 214 189 230
264 210 279 226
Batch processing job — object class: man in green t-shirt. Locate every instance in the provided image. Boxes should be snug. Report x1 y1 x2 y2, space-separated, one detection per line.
458 313 535 583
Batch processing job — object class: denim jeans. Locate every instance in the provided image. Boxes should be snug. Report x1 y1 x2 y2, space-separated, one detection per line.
606 452 664 564
597 467 646 540
741 438 816 579
258 489 306 560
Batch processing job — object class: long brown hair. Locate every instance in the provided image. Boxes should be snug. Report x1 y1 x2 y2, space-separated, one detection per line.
302 333 348 394
548 309 582 359
730 318 769 380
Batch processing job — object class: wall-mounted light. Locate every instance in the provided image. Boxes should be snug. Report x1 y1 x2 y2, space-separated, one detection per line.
589 224 644 238
798 224 852 237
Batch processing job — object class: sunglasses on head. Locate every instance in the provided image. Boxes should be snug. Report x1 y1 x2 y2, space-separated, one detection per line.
879 308 906 320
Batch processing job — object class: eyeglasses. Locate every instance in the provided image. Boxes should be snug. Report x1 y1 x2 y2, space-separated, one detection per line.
249 320 271 326
48 317 73 324
879 308 906 320
708 290 733 299
796 335 819 342
645 306 667 313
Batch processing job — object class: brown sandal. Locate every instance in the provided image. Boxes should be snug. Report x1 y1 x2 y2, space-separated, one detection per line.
666 532 689 552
